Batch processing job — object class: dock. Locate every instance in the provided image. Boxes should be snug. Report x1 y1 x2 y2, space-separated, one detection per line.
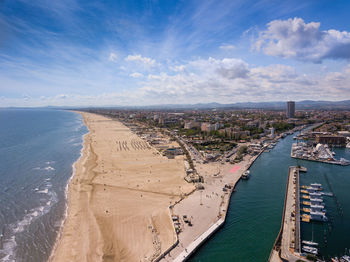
291 155 349 166
269 166 304 262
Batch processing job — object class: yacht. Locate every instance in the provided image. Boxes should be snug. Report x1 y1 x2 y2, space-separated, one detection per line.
310 197 323 205
241 170 250 180
310 210 328 222
302 246 318 255
302 240 318 246
340 158 350 166
341 255 350 262
310 183 322 190
309 192 322 197
310 204 326 212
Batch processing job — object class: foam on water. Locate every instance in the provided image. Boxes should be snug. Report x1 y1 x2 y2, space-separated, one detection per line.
43 166 55 171
0 185 58 261
0 109 88 262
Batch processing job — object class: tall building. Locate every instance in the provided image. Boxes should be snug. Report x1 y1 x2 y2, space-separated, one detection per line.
286 101 295 118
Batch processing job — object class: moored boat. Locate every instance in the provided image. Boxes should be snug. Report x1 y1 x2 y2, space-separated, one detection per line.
302 240 318 246
241 170 250 180
302 245 318 255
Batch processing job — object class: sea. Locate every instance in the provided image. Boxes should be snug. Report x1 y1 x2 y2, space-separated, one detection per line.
0 109 87 262
190 132 350 261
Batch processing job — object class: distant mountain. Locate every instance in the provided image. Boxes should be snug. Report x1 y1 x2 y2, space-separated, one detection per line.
109 100 350 110
3 100 350 110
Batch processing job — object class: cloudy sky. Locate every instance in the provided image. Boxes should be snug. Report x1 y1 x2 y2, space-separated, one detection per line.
1 0 350 107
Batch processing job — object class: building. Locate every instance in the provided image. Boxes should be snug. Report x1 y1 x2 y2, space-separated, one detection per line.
270 127 275 139
201 122 215 132
286 101 295 118
315 135 346 146
184 121 200 129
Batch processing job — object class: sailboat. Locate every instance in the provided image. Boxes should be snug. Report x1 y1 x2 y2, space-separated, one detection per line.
303 223 319 251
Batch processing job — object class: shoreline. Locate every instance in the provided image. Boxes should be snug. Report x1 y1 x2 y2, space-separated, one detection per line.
50 111 268 262
48 111 88 262
50 112 194 261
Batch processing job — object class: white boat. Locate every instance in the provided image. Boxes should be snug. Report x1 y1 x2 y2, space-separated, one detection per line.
341 255 350 262
310 211 328 222
302 246 318 255
309 192 322 197
310 197 323 204
307 187 321 193
241 170 250 180
310 204 326 212
310 183 322 189
346 143 350 149
302 240 318 246
340 158 350 166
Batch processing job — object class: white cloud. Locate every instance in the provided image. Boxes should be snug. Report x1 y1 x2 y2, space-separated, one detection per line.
219 44 235 50
129 72 143 78
2 61 349 107
138 57 341 104
125 54 155 66
255 17 350 63
170 65 185 72
108 52 118 62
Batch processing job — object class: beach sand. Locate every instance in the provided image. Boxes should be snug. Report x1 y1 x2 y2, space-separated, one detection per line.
51 112 194 262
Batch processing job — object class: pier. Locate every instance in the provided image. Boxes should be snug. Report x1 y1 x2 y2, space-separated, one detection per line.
160 152 263 262
269 166 303 262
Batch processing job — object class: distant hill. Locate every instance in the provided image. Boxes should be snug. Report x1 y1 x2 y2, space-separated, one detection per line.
106 100 350 110
3 100 350 110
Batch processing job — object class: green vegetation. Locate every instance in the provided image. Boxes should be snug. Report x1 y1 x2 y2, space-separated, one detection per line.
235 145 248 161
272 122 295 132
193 141 236 152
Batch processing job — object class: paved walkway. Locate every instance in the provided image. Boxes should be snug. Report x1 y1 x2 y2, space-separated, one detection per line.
173 219 225 262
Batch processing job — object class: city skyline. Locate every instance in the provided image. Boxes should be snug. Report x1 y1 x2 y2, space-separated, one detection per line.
1 0 350 107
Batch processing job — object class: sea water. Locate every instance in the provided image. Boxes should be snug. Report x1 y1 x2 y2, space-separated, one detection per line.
0 109 87 262
190 133 350 261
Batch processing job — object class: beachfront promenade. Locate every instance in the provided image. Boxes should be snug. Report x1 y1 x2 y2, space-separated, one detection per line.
172 218 225 262
160 152 262 262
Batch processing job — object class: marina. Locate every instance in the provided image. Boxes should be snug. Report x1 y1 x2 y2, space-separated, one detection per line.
291 142 350 166
190 132 350 261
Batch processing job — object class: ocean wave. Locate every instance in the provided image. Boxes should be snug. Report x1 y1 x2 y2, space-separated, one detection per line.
43 166 55 171
33 165 55 171
37 188 49 194
0 188 58 261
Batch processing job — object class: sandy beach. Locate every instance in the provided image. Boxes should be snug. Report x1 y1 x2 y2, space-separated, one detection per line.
51 112 194 262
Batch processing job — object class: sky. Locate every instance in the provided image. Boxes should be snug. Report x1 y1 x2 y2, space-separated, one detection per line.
1 0 350 107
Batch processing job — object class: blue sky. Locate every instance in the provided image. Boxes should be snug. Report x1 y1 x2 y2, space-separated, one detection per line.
1 0 350 106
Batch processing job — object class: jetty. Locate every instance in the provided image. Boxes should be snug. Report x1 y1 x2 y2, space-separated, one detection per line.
160 150 264 262
269 166 304 262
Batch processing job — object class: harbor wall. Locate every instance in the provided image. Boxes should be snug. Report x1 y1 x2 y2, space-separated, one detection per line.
268 166 293 262
172 149 265 262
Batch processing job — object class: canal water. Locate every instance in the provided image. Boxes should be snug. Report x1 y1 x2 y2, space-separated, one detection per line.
189 134 350 261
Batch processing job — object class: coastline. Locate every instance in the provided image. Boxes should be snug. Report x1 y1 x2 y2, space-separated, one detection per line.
50 111 266 262
48 111 88 262
50 112 194 261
